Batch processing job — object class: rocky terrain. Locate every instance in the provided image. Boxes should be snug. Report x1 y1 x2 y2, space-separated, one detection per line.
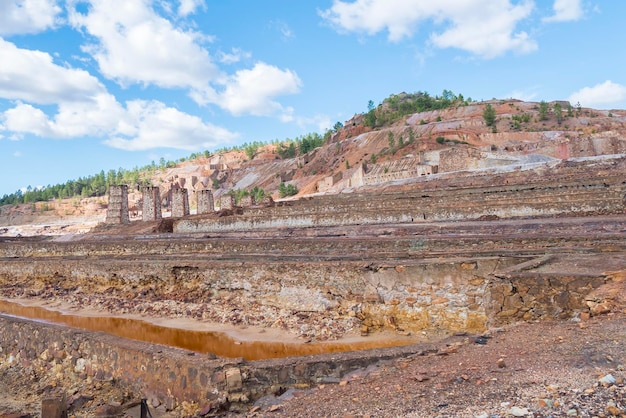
0 98 626 417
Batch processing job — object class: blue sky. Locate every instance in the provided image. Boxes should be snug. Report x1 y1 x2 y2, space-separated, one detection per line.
1 0 625 196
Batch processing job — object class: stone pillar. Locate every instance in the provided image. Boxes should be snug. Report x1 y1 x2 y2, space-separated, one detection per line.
105 185 130 224
220 194 234 210
171 188 190 218
142 186 162 221
197 189 214 214
240 195 256 207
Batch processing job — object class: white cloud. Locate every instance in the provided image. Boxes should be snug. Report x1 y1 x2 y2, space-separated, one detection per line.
218 48 251 65
178 0 206 17
13 151 22 157
2 96 239 151
507 88 539 102
216 62 302 117
0 0 61 35
568 81 626 108
271 20 295 41
67 0 302 118
320 0 536 58
68 0 222 91
543 0 583 22
103 100 238 151
3 103 50 137
0 38 104 105
0 38 239 150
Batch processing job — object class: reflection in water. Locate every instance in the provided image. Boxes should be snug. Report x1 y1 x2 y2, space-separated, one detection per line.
0 300 418 361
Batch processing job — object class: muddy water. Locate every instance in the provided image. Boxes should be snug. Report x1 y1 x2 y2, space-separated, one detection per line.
0 300 419 361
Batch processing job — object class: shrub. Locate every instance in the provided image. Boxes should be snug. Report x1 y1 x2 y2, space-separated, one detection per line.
278 182 298 198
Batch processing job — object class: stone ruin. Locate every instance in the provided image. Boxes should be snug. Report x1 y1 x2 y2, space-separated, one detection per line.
171 188 190 218
105 184 220 224
142 186 162 222
220 194 235 210
105 185 130 224
240 195 256 207
197 189 214 214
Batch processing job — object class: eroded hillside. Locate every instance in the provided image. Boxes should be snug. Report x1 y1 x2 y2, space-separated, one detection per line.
1 98 625 235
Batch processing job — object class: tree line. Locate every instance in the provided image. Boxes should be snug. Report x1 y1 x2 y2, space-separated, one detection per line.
364 90 473 128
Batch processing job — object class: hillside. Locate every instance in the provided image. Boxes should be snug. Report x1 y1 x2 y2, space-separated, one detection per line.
1 97 625 236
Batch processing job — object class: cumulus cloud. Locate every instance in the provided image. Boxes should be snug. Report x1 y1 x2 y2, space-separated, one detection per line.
67 0 301 118
2 95 239 151
320 0 536 58
543 0 583 22
568 81 626 108
216 62 302 117
0 38 104 105
67 0 221 91
103 100 238 151
0 0 61 35
0 38 238 150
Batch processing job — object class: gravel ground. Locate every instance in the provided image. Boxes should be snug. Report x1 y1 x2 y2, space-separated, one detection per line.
0 313 625 418
241 313 626 418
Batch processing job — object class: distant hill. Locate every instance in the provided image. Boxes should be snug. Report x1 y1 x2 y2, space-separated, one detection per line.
1 94 625 234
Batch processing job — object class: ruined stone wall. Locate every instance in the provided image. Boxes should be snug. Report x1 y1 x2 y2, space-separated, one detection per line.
239 195 256 207
363 165 435 185
0 314 439 409
171 188 190 218
197 189 214 214
175 180 626 233
220 194 234 210
142 186 162 221
1 253 609 334
105 185 130 224
438 147 483 172
317 173 343 192
488 272 608 325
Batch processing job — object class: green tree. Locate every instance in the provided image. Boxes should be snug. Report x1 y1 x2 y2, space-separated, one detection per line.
387 131 395 151
250 186 265 202
278 182 298 198
482 103 496 127
407 127 415 143
553 102 563 125
244 143 259 160
539 100 549 121
333 121 343 132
